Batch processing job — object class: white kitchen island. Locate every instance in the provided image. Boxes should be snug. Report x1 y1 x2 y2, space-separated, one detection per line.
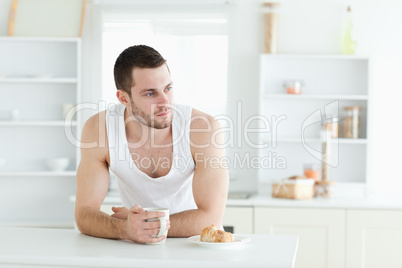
0 226 298 268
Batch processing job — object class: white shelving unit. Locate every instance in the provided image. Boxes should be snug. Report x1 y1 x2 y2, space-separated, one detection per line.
263 94 368 100
0 78 78 83
261 137 368 145
0 121 77 127
0 37 81 226
258 54 370 187
0 171 76 177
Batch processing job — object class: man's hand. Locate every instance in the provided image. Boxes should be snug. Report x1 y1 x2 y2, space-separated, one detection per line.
123 205 171 244
111 206 129 219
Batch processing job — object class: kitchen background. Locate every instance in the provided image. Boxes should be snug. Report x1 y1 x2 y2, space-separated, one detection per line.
0 0 402 266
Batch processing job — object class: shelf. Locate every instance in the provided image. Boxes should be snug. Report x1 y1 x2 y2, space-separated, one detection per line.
261 137 368 144
0 77 77 83
0 36 81 42
0 221 74 228
0 121 77 127
263 94 368 100
259 54 370 189
0 35 81 227
261 54 369 60
0 171 76 177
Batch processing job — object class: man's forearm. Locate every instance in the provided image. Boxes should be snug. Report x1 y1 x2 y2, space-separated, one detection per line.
168 209 222 237
76 207 127 240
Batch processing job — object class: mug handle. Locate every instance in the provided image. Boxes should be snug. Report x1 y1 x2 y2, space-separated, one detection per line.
157 217 166 237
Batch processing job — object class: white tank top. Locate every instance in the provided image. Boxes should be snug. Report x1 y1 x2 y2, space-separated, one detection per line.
105 103 197 214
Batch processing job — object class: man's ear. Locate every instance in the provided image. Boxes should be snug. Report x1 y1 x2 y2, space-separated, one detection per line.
116 90 130 106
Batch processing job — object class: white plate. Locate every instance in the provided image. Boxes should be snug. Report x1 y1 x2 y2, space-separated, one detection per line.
187 235 251 249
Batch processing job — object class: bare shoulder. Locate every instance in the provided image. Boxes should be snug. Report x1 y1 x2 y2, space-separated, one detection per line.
81 110 106 141
189 108 222 154
81 110 109 163
190 108 221 131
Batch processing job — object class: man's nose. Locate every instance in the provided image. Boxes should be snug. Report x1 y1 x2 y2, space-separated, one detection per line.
157 92 169 106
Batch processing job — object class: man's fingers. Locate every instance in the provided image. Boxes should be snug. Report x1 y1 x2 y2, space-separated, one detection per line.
112 206 125 212
140 211 166 220
142 219 170 230
143 235 166 244
130 204 145 214
141 229 163 236
143 220 164 229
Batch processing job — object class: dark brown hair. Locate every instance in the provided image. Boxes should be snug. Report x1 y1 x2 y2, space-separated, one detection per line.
114 45 167 96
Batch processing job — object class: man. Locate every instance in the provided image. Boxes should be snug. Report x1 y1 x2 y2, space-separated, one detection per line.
75 45 229 244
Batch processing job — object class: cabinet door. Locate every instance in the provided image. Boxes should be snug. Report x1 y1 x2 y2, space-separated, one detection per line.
222 206 253 234
346 209 402 268
255 207 345 268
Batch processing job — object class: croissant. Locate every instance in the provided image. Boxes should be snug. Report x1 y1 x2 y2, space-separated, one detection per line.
200 225 234 243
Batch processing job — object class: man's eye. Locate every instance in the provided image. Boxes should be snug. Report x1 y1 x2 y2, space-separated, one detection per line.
145 92 154 97
165 87 172 92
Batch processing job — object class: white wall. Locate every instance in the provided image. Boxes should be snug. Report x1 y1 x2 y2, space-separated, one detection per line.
225 0 261 192
0 0 10 36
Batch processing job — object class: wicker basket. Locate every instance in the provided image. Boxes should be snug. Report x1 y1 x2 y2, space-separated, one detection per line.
272 179 315 200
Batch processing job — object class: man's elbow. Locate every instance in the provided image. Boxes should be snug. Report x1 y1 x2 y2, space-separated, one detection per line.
74 206 90 235
199 207 225 229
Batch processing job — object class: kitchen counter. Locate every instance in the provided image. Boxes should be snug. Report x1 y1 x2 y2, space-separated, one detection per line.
0 226 298 268
250 182 402 210
99 182 402 210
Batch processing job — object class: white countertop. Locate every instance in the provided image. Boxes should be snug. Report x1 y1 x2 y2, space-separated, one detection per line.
0 226 298 268
98 182 402 210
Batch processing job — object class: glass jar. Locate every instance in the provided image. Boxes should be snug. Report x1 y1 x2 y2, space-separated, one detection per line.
342 6 357 55
342 106 361 138
303 163 320 183
317 181 336 198
283 80 303 94
263 2 280 54
323 117 339 138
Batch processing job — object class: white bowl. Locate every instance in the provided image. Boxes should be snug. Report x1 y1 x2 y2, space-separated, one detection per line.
0 158 6 170
45 158 70 171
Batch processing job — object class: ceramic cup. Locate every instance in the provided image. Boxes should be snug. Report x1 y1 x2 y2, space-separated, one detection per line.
143 207 169 245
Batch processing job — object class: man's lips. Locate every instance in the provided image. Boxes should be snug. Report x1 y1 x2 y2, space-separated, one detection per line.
156 110 170 116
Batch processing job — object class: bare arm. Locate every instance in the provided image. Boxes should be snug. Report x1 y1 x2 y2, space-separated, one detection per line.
167 110 229 237
75 112 168 243
75 112 126 239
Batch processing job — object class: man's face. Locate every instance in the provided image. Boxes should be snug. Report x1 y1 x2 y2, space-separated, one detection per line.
128 64 174 129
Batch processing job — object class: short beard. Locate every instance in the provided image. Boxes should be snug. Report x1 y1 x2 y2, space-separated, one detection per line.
128 97 172 129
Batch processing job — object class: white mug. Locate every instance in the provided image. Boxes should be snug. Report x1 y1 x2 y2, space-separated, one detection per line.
143 207 169 245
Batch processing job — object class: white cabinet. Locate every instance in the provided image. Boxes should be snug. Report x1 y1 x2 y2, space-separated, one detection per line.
0 37 81 226
222 206 253 234
254 207 346 268
346 209 402 268
0 37 81 172
258 55 370 185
